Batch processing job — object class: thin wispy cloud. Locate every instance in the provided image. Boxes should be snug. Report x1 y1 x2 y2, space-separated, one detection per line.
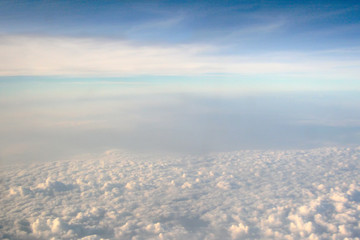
1 35 360 83
0 1 359 85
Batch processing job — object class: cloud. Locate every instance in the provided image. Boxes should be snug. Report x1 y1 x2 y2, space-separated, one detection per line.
1 146 360 239
1 35 360 80
229 222 249 239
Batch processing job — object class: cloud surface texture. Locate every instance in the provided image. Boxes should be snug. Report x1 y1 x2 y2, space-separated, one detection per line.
1 147 360 239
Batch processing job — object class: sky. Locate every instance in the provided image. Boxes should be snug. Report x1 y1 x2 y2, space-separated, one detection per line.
0 0 360 87
2 2 360 239
1 0 360 164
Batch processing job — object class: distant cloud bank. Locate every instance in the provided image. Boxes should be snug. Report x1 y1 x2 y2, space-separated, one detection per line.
1 147 360 239
1 35 360 82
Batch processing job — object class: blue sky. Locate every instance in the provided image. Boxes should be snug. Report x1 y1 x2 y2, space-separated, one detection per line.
1 0 360 47
0 0 360 90
1 1 360 163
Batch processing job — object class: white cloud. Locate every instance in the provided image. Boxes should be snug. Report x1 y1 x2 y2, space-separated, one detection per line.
1 146 360 239
229 222 249 239
1 35 360 80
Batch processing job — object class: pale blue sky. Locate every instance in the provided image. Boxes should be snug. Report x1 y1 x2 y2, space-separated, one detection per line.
1 79 360 164
1 1 360 164
0 0 360 89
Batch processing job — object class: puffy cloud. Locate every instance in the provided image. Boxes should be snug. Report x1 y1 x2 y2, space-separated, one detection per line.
229 222 249 239
1 146 360 239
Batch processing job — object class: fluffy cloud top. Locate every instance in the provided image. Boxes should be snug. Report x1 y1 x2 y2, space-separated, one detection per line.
1 147 360 239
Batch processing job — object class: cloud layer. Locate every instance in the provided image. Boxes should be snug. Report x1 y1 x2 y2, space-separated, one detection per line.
1 35 360 81
1 147 360 239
